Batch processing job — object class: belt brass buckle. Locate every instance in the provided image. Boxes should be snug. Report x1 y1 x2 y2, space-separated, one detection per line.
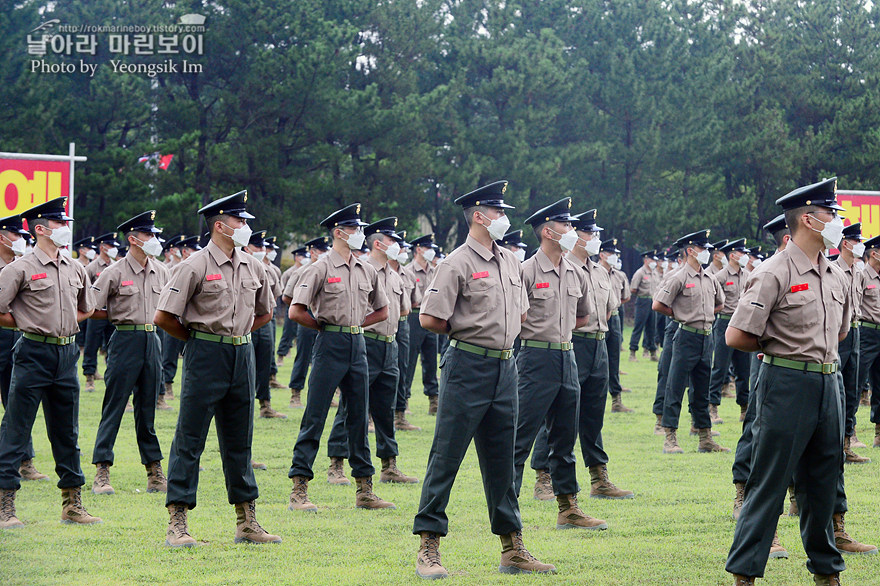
501 349 513 360
822 363 834 374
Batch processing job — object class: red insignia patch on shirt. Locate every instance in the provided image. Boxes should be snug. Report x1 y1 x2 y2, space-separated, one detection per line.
416 278 420 282
121 280 133 286
868 284 877 290
96 272 101 277
31 273 47 280
725 281 734 286
206 274 222 281
685 283 696 289
643 276 650 280
536 282 550 289
472 271 489 279
327 277 342 283
791 283 809 293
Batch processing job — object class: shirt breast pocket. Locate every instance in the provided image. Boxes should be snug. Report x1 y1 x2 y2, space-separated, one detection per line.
27 278 55 310
778 290 819 331
465 276 495 308
241 279 260 309
199 280 229 313
529 286 554 319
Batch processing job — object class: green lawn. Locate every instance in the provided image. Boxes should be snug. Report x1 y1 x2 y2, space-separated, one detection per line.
1 325 878 585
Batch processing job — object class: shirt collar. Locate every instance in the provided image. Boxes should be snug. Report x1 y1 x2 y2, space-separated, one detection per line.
788 240 829 276
835 255 852 274
866 262 880 281
365 254 387 273
466 234 496 262
329 248 353 269
206 239 244 269
685 262 701 278
34 245 69 266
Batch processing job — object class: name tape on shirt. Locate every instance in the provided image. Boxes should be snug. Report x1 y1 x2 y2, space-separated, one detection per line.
868 284 877 290
790 283 809 293
685 283 696 289
121 280 133 286
31 273 47 280
206 273 222 281
536 282 550 289
725 281 734 286
472 271 489 279
327 277 342 283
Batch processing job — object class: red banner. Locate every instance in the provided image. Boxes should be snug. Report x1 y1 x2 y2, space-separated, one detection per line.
0 158 71 217
838 191 880 240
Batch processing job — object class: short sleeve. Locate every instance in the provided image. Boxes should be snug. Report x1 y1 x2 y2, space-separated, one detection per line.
654 272 681 306
729 270 780 338
78 266 96 313
369 267 389 312
291 264 320 307
0 264 23 314
253 265 274 316
714 278 725 306
420 261 460 321
90 267 114 310
576 269 590 317
156 264 198 318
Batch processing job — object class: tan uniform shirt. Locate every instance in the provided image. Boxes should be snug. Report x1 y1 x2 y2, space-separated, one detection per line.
707 262 722 275
573 255 613 334
630 265 654 297
291 249 388 327
156 240 274 337
859 264 880 325
421 235 528 350
654 262 723 331
714 265 745 316
604 265 621 310
86 256 111 283
0 246 94 337
262 261 282 299
364 255 404 337
519 249 589 343
730 241 851 364
91 254 169 325
283 266 305 300
280 264 300 292
611 268 629 308
393 262 419 316
406 261 434 307
836 256 862 322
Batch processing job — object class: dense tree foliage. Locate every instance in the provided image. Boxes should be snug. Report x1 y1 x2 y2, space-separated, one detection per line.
3 0 879 253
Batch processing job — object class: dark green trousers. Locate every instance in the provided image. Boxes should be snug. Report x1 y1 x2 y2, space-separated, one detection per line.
0 338 83 490
160 329 185 387
0 328 31 461
288 323 317 391
288 330 374 479
513 346 579 497
269 319 278 377
652 319 679 416
726 363 845 578
277 313 298 357
837 327 860 435
92 329 163 465
413 345 521 536
251 322 273 402
395 317 410 412
661 327 713 430
405 312 438 397
856 326 880 425
165 337 258 509
709 317 750 406
606 313 623 396
629 297 656 352
82 317 114 375
327 337 399 459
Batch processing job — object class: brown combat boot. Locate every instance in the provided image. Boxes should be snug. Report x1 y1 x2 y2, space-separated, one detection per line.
732 575 757 585
355 476 396 509
555 493 607 530
499 530 557 574
611 394 633 413
710 404 724 425
428 395 438 416
85 374 96 392
650 349 658 362
739 404 747 422
0 488 24 529
164 382 174 400
690 424 720 436
874 423 880 448
269 374 285 389
19 459 49 481
788 486 799 516
328 457 351 485
92 462 115 495
663 428 684 454
234 501 282 544
813 574 842 586
533 469 554 500
654 414 665 435
589 464 633 499
395 410 421 431
416 531 448 579
259 399 287 419
851 431 867 449
722 381 736 399
276 355 284 367
289 388 303 409
381 457 419 484
732 482 745 521
629 350 637 362
833 512 879 554
698 428 730 453
860 389 870 407
288 475 318 512
165 504 197 547
146 461 167 493
95 370 104 380
156 394 172 411
251 459 267 470
769 531 788 558
844 435 871 464
61 487 102 524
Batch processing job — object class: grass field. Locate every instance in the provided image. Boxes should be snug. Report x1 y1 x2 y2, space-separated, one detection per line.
1 324 878 585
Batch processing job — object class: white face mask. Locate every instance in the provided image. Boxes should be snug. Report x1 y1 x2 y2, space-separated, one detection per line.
106 246 119 259
47 225 72 247
514 248 526 262
648 261 657 270
341 228 365 250
220 222 253 248
267 249 277 262
319 250 330 260
852 242 866 257
397 251 409 264
855 260 865 272
808 214 844 250
696 249 711 265
383 241 401 259
6 237 26 256
553 229 578 252
252 250 266 261
614 259 622 270
661 260 669 270
300 256 311 266
606 253 619 266
585 236 601 256
85 248 96 260
138 236 163 258
60 247 72 258
422 248 436 262
720 255 729 267
737 255 750 268
752 258 763 268
479 212 511 241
